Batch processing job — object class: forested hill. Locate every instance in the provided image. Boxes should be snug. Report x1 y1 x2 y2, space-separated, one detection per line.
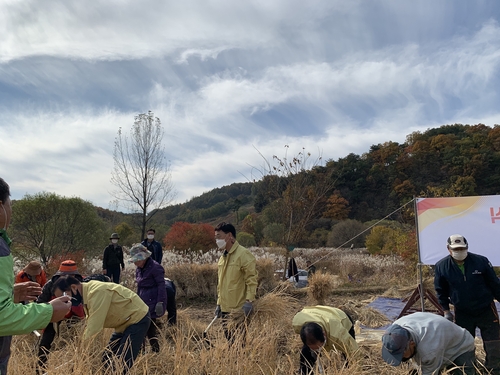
155 123 500 230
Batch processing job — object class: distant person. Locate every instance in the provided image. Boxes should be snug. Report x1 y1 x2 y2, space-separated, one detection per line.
292 306 358 375
0 177 71 374
164 278 177 326
214 222 258 340
382 312 476 375
141 228 163 264
306 260 316 279
288 257 299 282
15 261 47 289
52 275 150 374
434 234 500 374
130 244 167 353
102 232 125 283
36 260 84 371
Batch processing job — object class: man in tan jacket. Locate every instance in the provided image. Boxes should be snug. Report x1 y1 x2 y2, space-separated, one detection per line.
52 275 149 374
292 306 358 374
214 222 258 340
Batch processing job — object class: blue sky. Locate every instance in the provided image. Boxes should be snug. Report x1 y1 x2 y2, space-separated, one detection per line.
1 1 500 210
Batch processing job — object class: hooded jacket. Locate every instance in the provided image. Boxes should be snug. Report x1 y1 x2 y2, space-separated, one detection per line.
292 306 359 356
135 258 167 319
217 241 258 312
434 252 500 314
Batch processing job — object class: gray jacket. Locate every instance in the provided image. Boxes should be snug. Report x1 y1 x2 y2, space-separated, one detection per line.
394 312 475 375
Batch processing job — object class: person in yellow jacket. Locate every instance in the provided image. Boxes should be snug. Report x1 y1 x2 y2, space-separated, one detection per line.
52 275 150 374
292 306 359 374
214 222 258 340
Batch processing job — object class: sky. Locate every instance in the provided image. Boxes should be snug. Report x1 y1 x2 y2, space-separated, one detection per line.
1 1 500 211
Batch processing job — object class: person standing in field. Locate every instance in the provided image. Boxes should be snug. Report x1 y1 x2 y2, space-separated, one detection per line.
15 261 47 288
102 233 125 283
292 306 358 374
0 177 71 374
130 243 167 353
141 228 163 265
52 275 150 374
214 222 258 340
434 234 500 374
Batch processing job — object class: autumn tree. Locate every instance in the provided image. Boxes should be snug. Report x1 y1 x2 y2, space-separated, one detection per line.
322 191 350 220
10 192 106 266
111 111 175 240
164 222 215 251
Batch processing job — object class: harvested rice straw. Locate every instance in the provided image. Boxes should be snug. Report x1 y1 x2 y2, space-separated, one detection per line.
307 272 336 305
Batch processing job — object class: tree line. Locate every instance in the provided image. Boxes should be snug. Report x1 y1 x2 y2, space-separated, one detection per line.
10 123 500 265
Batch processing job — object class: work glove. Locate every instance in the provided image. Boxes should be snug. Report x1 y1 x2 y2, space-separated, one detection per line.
215 305 221 318
444 311 454 322
242 301 253 317
155 302 164 317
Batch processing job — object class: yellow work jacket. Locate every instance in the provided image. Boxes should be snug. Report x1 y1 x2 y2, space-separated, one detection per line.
82 281 148 341
217 241 258 312
292 306 359 355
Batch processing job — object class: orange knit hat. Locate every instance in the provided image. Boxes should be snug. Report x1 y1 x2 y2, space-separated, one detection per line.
55 260 80 275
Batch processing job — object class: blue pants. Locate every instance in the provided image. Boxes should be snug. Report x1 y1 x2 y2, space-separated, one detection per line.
103 313 150 374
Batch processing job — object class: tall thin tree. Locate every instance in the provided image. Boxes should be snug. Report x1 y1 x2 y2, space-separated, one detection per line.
111 111 175 240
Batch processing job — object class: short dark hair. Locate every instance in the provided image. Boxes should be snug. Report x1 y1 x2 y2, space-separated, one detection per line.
0 178 10 203
52 275 81 294
214 222 236 238
147 228 155 233
300 322 325 347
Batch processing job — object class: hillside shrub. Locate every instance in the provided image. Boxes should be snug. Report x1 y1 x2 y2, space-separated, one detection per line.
237 232 256 247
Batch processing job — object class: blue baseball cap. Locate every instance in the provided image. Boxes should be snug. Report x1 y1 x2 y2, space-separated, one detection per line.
381 324 410 366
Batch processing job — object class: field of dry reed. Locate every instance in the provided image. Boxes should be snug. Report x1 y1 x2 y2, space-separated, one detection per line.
9 247 484 374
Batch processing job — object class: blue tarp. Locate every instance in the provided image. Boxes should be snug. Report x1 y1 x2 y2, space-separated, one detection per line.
366 296 500 334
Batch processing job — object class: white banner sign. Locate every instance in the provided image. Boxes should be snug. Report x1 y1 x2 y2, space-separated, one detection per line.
416 195 500 265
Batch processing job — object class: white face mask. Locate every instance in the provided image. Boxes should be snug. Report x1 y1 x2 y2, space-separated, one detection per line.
147 234 154 240
111 239 118 244
451 250 468 261
216 238 226 249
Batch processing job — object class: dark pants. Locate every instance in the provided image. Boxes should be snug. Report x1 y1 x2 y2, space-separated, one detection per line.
144 318 161 353
456 303 500 374
165 280 177 325
38 323 57 369
220 312 247 345
103 314 150 374
106 266 121 284
446 350 476 375
299 312 356 375
0 336 12 375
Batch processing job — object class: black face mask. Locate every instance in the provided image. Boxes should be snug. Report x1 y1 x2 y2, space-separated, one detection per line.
71 290 83 307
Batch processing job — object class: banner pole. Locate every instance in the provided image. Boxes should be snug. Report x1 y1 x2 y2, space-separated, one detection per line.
414 196 425 312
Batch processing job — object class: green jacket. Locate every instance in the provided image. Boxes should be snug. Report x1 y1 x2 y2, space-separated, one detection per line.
82 280 148 341
217 241 258 312
292 306 359 355
0 237 53 336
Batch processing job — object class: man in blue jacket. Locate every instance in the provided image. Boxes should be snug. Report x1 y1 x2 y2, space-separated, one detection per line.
434 234 500 374
141 228 163 265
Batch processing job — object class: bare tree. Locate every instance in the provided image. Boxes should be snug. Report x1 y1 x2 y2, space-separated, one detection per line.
251 146 338 279
111 111 175 240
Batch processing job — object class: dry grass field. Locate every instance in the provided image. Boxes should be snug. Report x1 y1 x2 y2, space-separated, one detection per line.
8 247 490 374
